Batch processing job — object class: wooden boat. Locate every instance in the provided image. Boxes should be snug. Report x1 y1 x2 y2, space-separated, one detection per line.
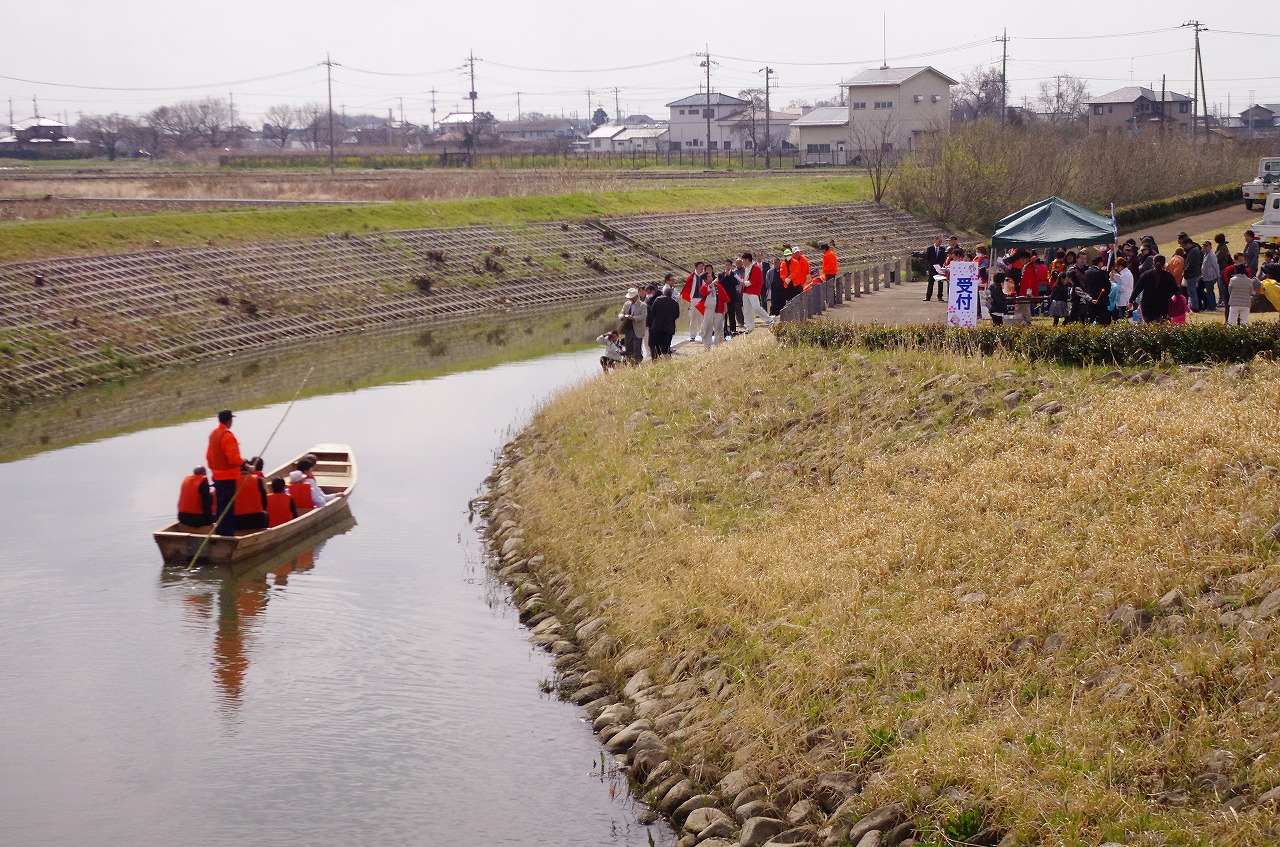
153 443 357 566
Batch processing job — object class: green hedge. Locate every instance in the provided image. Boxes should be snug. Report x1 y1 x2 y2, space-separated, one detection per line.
776 320 1280 366
1113 183 1239 230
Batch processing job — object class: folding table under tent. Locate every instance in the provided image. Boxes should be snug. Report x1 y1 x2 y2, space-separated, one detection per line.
990 196 1117 252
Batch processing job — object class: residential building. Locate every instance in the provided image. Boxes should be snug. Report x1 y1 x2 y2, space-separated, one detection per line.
664 92 750 151
791 107 850 165
1086 86 1193 134
496 118 578 144
842 66 956 154
585 123 670 154
586 123 626 151
1234 104 1280 138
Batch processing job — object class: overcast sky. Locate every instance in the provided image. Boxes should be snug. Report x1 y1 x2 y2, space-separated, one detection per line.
4 0 1274 127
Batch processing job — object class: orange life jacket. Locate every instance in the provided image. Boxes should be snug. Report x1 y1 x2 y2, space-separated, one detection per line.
206 425 244 481
266 492 295 528
822 249 838 276
791 252 811 286
289 480 313 510
233 472 266 515
178 474 209 515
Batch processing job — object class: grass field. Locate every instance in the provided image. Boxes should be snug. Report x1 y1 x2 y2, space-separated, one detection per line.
506 337 1280 845
0 175 871 263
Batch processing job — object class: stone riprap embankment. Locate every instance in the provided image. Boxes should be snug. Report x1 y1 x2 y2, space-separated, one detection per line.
478 446 926 847
0 203 938 402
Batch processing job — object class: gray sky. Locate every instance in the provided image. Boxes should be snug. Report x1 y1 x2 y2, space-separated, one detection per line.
4 0 1274 127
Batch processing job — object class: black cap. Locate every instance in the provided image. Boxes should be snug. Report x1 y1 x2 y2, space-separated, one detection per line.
218 409 234 424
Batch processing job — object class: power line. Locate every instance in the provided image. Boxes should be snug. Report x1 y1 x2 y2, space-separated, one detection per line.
481 56 690 74
0 66 314 92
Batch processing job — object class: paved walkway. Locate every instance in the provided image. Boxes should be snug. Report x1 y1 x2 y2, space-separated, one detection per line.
820 276 944 326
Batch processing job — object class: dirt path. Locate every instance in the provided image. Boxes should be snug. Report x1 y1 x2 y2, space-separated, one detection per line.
1119 202 1257 255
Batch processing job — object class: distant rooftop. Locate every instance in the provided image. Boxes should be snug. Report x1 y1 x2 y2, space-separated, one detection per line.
789 107 849 127
843 66 957 87
665 92 751 108
1090 86 1192 104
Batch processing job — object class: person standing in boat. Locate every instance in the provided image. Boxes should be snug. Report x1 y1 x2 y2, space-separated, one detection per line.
176 466 214 527
233 457 270 532
206 409 248 536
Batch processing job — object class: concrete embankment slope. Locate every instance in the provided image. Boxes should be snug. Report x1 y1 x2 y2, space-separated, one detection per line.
482 337 1280 846
0 202 937 403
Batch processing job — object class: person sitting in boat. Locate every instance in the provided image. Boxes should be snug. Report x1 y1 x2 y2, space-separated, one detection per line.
233 457 270 532
266 477 297 528
288 464 335 511
176 466 214 527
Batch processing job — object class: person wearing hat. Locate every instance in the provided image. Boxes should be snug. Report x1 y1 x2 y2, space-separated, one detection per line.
206 409 248 536
787 245 811 305
288 464 335 511
618 286 646 364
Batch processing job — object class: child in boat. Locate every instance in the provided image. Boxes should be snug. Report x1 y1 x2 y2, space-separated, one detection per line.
266 477 298 528
177 466 214 527
233 457 270 531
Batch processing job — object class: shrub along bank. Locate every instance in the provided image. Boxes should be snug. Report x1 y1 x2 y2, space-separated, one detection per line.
775 320 1280 366
492 337 1280 846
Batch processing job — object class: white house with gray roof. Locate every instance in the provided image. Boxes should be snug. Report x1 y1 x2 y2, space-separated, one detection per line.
843 66 956 154
791 106 850 165
665 92 751 151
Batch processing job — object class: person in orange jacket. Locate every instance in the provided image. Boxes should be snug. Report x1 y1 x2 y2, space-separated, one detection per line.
177 466 214 527
821 243 839 281
266 477 298 528
206 409 248 536
790 246 812 295
233 457 270 532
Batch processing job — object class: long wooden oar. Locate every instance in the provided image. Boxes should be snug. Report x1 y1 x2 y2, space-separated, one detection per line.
185 367 315 570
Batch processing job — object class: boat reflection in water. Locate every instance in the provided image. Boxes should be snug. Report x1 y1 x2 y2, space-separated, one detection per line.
160 512 357 711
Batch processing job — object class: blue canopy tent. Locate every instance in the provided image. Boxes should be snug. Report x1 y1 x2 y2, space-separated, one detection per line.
991 196 1117 252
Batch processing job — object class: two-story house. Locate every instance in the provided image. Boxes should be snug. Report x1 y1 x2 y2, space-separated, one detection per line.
1086 86 1192 134
664 92 751 151
843 66 955 155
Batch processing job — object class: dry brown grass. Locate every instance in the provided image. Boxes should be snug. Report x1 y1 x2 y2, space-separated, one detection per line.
508 338 1280 845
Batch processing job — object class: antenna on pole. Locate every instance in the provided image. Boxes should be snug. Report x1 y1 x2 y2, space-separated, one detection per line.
613 86 621 123
881 15 888 69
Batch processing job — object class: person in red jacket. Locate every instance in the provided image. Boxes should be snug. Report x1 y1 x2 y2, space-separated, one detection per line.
679 260 707 341
740 252 772 332
233 457 270 532
821 243 839 281
695 269 729 348
177 466 214 527
206 409 248 536
266 477 297 528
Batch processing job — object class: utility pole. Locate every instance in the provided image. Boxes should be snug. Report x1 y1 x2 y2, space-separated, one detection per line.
697 47 715 169
998 29 1009 129
759 66 775 168
516 91 521 122
466 50 479 167
1183 20 1207 139
1160 73 1166 134
32 95 39 120
429 88 438 131
613 87 621 123
322 53 338 175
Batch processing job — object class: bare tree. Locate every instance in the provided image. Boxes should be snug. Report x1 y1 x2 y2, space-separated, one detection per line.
263 104 298 148
144 105 199 151
1036 75 1090 125
849 113 902 203
78 113 134 160
952 66 1004 122
735 88 765 152
181 97 235 148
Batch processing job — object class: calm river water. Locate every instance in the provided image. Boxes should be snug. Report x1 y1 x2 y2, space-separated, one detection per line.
0 324 675 846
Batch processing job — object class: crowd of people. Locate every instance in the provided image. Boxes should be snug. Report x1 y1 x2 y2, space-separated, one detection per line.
599 244 841 369
921 230 1280 327
176 409 337 535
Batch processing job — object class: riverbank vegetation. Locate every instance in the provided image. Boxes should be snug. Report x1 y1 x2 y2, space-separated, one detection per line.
505 337 1280 845
0 174 871 263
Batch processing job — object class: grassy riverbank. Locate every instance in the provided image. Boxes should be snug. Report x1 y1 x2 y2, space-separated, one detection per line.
0 175 870 263
504 337 1280 845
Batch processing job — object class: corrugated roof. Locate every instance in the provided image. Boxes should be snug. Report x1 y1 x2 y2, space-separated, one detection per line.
1090 86 1192 104
843 66 957 87
665 92 751 108
790 107 848 127
617 126 668 140
587 124 626 139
